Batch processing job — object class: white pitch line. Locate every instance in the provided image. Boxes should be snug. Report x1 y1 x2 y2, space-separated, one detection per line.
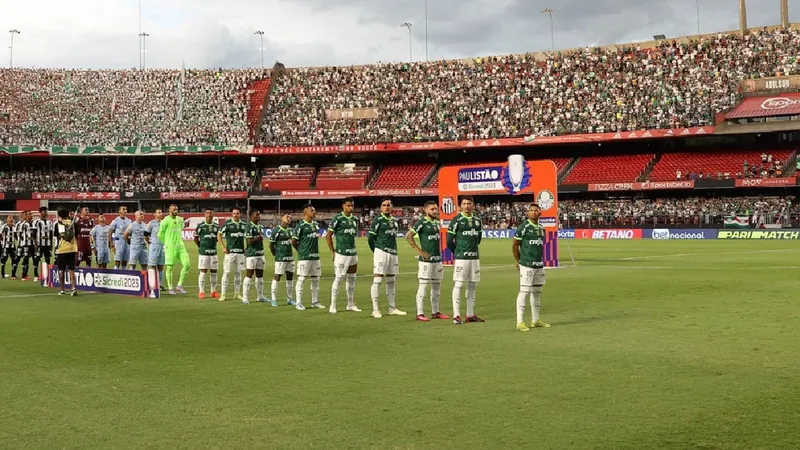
621 248 796 261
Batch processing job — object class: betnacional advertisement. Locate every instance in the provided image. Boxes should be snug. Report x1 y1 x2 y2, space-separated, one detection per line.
438 155 559 266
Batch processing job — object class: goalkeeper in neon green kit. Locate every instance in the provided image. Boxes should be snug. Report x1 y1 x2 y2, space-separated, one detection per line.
158 204 191 295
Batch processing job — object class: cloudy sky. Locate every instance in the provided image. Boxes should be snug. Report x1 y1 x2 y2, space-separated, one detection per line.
0 0 796 69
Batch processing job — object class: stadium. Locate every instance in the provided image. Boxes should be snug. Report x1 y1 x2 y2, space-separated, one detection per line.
2 1 800 448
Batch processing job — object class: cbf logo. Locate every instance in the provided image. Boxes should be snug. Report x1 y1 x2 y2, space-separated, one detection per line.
441 197 455 216
501 154 531 194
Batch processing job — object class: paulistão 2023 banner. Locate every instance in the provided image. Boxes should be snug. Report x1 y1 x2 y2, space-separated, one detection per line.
40 264 154 297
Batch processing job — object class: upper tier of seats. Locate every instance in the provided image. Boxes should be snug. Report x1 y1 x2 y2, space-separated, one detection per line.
259 27 800 146
2 27 800 147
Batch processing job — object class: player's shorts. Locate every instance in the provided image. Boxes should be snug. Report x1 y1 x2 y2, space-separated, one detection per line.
147 245 165 267
1 247 15 261
113 240 130 262
55 252 76 271
274 260 294 275
246 255 266 271
17 245 33 260
96 247 110 265
129 246 148 267
333 253 358 277
164 246 189 266
453 259 480 283
223 253 245 272
77 241 92 264
198 255 219 271
418 261 443 280
520 266 546 287
296 260 321 278
373 249 399 276
36 246 52 263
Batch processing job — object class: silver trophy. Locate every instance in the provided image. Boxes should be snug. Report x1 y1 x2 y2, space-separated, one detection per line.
507 154 526 192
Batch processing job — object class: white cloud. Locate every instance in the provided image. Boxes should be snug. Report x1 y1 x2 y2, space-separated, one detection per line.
0 0 795 69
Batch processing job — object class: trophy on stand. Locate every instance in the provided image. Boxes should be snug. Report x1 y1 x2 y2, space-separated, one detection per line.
507 154 526 192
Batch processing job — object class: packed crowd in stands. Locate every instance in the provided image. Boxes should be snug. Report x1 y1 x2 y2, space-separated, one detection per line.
0 68 269 146
260 27 800 146
1 28 799 147
0 167 254 193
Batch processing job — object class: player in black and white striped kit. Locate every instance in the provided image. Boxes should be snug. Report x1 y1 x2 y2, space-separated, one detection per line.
32 206 54 282
0 215 16 279
14 211 36 281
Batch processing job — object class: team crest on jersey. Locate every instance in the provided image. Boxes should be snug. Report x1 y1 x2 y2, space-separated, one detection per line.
441 197 456 216
536 189 555 211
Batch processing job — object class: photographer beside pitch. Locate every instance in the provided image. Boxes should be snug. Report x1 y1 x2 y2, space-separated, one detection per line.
512 203 550 332
53 208 78 296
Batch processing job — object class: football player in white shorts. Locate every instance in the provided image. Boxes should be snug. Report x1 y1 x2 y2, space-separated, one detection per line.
325 197 362 313
512 203 550 332
446 196 484 325
270 213 296 306
367 198 406 318
406 200 449 322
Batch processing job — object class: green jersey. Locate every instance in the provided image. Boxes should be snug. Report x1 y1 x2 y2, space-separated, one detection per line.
219 219 246 254
157 215 186 251
294 220 320 261
195 221 220 256
270 226 294 262
245 221 265 257
514 220 545 268
328 212 359 256
448 213 482 260
411 217 441 262
369 214 398 254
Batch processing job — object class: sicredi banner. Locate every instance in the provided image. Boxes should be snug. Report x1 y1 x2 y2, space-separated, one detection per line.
438 156 559 267
717 230 800 240
647 229 718 240
40 264 152 297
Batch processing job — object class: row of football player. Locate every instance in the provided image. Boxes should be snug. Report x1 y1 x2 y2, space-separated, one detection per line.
0 208 55 280
1 198 550 330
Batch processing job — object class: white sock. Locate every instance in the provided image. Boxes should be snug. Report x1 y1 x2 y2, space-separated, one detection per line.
234 272 242 296
452 281 463 317
386 276 397 309
531 287 542 322
431 280 441 314
371 277 382 312
210 272 218 292
147 268 157 291
221 272 230 296
466 281 477 317
295 276 306 304
346 274 356 307
310 277 320 304
271 279 278 301
516 290 527 324
286 278 294 301
256 277 264 298
198 271 206 294
242 276 251 300
416 279 430 315
331 276 344 308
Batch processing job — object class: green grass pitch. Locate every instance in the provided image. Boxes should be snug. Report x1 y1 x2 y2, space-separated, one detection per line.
1 239 800 449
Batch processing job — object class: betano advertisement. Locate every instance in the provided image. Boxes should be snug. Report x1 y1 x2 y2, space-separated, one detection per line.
553 228 800 240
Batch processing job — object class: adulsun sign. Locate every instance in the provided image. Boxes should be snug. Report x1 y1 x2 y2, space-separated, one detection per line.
438 154 559 267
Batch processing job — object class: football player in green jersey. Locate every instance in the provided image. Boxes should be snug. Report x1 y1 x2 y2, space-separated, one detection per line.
325 197 362 314
217 207 247 302
367 198 407 318
195 209 220 299
512 203 550 332
446 196 484 324
242 209 269 305
406 200 450 322
292 205 325 310
270 213 295 306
